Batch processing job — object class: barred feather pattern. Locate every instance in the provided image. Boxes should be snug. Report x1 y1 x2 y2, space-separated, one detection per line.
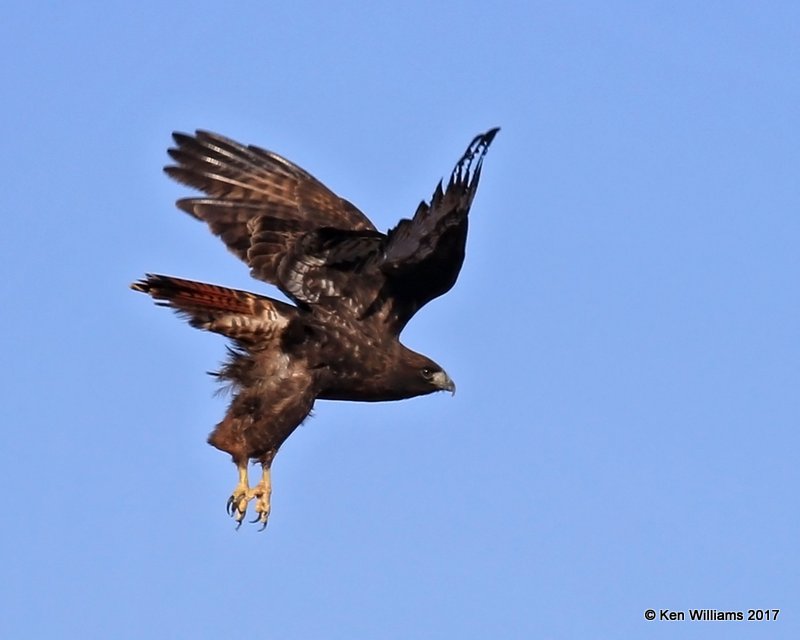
131 274 295 346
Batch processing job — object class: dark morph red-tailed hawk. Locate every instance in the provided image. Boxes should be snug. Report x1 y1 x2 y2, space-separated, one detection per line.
132 128 498 528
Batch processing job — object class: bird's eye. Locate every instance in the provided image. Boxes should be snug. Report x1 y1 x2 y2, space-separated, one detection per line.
421 367 436 380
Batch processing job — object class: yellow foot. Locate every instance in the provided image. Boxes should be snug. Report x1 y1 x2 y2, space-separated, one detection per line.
249 466 272 531
226 463 255 528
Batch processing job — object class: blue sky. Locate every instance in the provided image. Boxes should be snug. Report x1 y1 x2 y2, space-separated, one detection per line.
2 2 798 638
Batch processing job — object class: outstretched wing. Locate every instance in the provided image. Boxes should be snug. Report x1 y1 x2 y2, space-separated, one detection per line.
378 128 499 331
164 130 377 289
267 128 499 333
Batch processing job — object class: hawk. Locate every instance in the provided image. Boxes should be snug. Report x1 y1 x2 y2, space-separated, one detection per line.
133 127 498 528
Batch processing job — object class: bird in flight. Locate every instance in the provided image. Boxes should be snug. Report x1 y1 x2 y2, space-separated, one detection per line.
132 127 499 528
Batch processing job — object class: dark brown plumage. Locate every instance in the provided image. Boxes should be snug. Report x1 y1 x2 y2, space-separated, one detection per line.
132 128 498 528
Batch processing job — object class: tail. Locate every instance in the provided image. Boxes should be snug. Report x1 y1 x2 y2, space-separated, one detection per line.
131 274 295 345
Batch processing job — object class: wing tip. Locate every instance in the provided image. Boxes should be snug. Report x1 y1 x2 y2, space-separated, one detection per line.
481 127 501 145
468 127 500 159
130 273 158 294
447 126 500 192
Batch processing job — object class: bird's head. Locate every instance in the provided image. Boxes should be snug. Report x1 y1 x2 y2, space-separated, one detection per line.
396 347 456 398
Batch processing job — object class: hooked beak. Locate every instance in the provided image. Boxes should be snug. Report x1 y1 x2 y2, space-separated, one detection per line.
432 370 456 396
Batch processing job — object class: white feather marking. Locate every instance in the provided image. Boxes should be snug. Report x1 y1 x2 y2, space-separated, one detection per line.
319 278 337 296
